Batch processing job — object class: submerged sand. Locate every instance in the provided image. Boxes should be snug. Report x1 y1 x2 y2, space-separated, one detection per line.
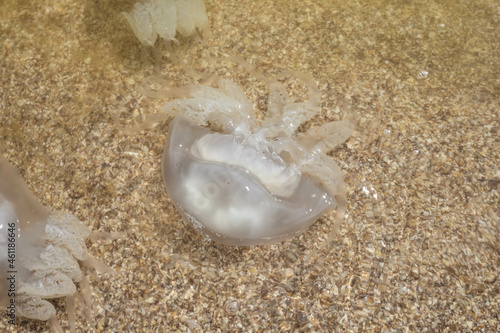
0 0 498 331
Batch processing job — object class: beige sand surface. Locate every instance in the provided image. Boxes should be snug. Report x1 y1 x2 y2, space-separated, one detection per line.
0 0 498 331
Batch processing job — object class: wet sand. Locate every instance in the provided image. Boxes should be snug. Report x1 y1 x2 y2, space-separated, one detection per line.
0 0 498 331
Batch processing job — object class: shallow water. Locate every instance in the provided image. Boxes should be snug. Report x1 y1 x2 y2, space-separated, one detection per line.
0 0 498 331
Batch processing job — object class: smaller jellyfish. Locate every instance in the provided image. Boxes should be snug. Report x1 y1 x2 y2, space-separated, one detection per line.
123 0 209 47
0 155 120 332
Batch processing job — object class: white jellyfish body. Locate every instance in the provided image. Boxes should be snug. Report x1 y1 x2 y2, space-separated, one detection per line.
162 116 337 244
123 0 209 46
146 65 355 246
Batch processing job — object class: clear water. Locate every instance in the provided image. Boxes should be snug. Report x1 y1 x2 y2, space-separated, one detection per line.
0 0 498 331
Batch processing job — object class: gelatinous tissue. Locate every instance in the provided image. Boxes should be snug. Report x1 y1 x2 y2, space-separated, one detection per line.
0 155 119 332
131 62 355 248
123 0 209 46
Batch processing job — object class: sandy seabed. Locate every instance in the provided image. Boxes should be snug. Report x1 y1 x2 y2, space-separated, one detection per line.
0 0 498 332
